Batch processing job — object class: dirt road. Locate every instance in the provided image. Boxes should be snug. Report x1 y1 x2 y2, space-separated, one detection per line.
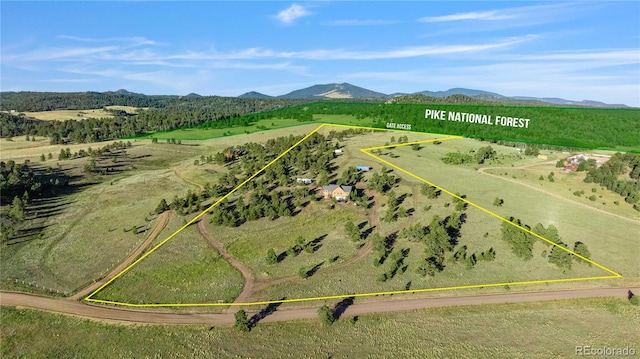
2 287 637 326
70 211 170 300
197 217 255 313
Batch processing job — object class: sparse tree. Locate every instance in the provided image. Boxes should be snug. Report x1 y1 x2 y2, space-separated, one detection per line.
318 304 335 326
266 248 278 264
573 241 591 262
344 221 361 242
10 196 25 221
234 309 250 332
155 199 169 214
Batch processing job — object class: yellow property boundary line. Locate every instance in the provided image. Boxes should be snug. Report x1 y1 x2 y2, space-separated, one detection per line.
85 123 622 307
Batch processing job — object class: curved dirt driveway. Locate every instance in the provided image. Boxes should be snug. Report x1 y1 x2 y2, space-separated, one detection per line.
70 211 170 300
2 287 637 326
197 217 255 313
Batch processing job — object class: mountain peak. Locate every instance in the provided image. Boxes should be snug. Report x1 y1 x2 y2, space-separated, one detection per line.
235 83 629 107
238 91 273 99
278 83 388 99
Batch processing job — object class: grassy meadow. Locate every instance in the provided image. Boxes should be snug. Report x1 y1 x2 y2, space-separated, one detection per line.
135 114 374 141
91 214 244 305
2 298 639 358
2 122 636 306
0 167 189 294
22 109 114 121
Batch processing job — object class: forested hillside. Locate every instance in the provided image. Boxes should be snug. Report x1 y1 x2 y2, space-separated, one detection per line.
211 102 638 150
0 93 312 142
2 91 638 150
0 91 308 113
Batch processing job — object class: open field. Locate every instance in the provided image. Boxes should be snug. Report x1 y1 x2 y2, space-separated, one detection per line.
83 125 631 308
137 118 311 140
0 137 121 162
483 159 640 219
4 106 142 122
92 213 244 305
135 114 373 141
2 122 636 309
0 124 329 297
104 105 145 113
2 297 638 358
0 167 189 294
382 140 639 285
22 109 114 121
0 138 210 295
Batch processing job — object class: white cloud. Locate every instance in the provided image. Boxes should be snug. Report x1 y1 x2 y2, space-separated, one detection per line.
275 4 311 24
147 35 536 61
419 3 592 26
420 10 513 23
322 19 399 26
338 49 640 106
57 35 159 46
3 35 537 66
3 46 119 62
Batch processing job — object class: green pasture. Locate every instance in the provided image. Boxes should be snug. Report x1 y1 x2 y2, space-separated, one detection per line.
91 214 244 305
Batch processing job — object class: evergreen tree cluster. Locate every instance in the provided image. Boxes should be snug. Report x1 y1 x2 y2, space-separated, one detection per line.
0 160 69 205
1 161 70 242
231 102 640 150
500 217 535 260
584 153 640 208
378 248 409 282
367 167 396 193
415 212 465 276
0 95 309 142
209 190 293 227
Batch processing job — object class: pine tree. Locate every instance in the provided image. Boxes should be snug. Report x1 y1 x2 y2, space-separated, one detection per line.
266 248 278 264
318 305 335 326
234 309 250 332
10 196 25 221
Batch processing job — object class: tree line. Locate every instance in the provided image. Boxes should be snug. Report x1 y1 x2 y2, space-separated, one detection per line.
0 95 311 142
197 101 640 150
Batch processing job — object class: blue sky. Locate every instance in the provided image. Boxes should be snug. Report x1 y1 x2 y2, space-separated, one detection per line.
2 1 639 105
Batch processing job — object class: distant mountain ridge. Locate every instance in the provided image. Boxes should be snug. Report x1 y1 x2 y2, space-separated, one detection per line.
277 83 388 99
238 83 629 108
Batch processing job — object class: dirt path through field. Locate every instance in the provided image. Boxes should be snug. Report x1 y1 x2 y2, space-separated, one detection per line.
70 211 170 300
3 287 636 326
197 217 255 313
477 164 640 225
174 168 205 191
